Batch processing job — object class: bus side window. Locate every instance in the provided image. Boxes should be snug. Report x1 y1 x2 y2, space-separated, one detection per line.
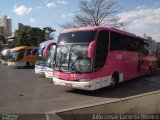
94 30 109 71
26 49 32 56
110 32 141 52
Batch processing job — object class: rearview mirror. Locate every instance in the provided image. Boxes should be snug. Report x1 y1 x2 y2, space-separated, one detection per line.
88 41 96 59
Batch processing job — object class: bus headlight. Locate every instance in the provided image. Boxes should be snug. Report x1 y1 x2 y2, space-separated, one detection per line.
79 79 92 82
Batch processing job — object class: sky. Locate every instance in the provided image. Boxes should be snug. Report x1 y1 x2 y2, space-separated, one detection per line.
0 0 160 41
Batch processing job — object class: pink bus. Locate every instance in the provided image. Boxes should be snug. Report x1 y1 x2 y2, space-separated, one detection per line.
35 40 56 75
53 26 157 91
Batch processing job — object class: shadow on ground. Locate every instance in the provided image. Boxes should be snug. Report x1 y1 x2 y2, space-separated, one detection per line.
68 70 160 98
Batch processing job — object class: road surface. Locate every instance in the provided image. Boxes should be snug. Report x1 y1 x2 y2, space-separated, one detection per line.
0 63 160 114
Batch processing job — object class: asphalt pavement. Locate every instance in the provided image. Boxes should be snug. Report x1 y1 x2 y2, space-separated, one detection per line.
0 63 160 114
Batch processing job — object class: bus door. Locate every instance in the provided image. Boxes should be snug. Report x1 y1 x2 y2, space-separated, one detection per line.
93 30 109 82
16 50 25 61
122 52 138 80
26 48 38 65
31 48 38 59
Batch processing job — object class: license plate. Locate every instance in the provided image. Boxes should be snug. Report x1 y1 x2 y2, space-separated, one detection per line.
65 83 72 88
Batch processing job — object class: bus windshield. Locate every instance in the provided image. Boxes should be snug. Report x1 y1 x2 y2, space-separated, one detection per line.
11 50 25 61
58 30 96 44
55 44 92 73
46 45 56 67
36 46 45 65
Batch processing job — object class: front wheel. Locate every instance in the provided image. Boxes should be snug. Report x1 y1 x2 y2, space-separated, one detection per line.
26 62 30 68
110 74 119 89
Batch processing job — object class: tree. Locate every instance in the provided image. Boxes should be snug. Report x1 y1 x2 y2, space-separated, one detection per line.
61 0 129 30
12 25 43 47
12 24 56 47
43 27 56 40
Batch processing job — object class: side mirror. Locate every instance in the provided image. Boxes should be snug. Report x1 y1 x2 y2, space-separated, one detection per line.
88 41 96 59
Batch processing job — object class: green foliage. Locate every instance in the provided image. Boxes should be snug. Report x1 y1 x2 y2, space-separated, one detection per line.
12 24 56 47
43 27 56 40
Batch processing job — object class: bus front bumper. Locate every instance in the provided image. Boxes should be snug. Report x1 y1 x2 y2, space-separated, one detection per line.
1 60 7 64
53 77 104 91
45 71 53 79
8 62 25 67
35 65 46 74
45 68 53 79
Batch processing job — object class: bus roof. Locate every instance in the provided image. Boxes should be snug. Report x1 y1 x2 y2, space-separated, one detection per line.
39 40 57 47
61 26 136 37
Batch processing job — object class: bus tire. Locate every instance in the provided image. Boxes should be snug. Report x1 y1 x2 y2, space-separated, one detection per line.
110 72 119 89
26 62 30 68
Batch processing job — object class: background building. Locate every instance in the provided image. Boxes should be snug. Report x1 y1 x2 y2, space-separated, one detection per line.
0 26 5 36
140 34 157 54
0 15 12 37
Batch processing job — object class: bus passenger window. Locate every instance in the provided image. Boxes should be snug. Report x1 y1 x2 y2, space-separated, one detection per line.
26 49 32 56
